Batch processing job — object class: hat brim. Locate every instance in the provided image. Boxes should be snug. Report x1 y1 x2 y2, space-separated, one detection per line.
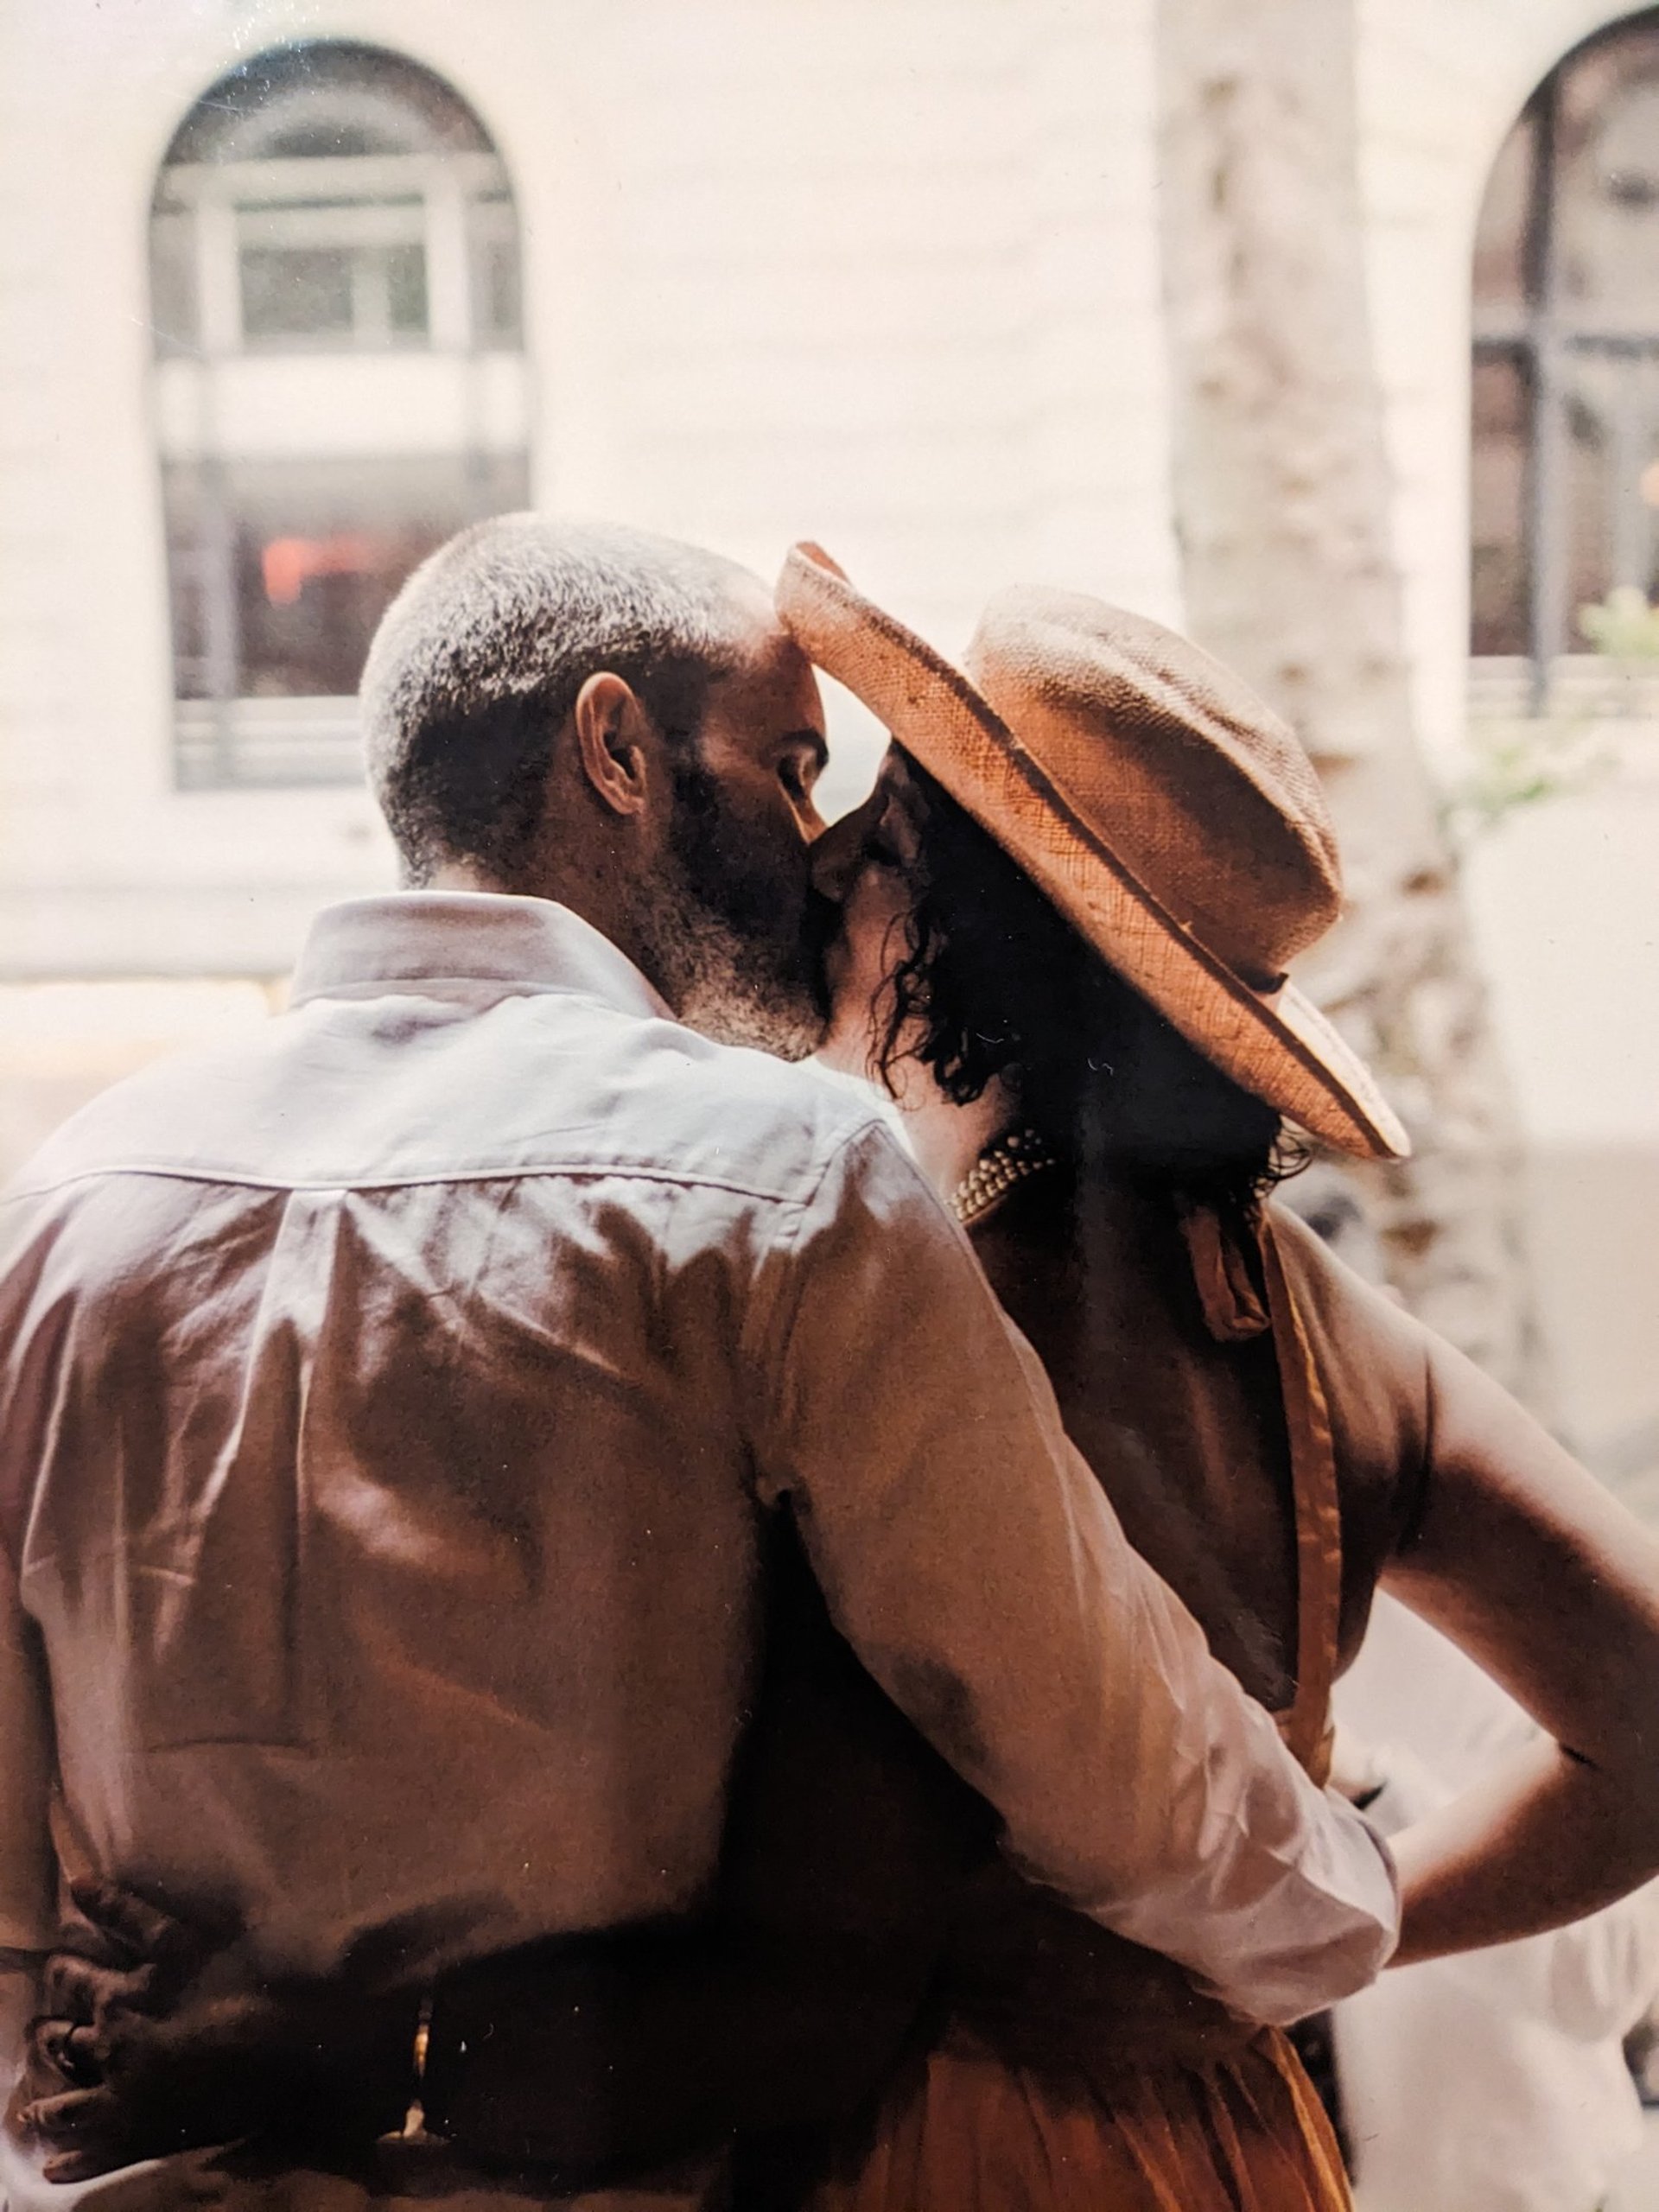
779 544 1409 1163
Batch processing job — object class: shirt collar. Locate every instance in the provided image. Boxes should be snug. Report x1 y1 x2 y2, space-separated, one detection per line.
290 893 675 1020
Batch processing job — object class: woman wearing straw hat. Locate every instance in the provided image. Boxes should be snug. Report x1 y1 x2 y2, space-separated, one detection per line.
768 543 1659 2210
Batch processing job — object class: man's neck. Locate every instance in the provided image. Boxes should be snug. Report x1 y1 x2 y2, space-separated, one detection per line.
423 859 533 899
422 862 664 998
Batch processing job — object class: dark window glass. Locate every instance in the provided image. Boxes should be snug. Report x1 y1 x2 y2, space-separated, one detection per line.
468 194 523 344
240 246 355 340
386 242 428 334
1565 383 1615 625
233 198 429 350
1471 110 1536 327
1554 42 1659 320
164 454 531 702
161 42 493 167
1471 352 1531 656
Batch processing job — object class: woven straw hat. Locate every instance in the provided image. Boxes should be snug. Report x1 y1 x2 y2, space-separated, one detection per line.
777 543 1408 1161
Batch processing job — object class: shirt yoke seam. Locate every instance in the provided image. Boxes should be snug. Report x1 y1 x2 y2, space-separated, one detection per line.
1 1127 891 1212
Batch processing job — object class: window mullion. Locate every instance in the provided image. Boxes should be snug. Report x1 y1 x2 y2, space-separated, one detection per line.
425 173 472 353
197 191 242 357
197 459 241 781
1524 74 1567 703
352 247 392 350
1607 348 1653 593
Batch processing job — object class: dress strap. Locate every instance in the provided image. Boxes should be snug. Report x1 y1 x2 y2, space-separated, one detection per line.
1256 1211 1344 1781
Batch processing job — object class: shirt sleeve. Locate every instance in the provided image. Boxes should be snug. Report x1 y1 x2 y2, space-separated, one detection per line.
0 1198 59 1967
0 1559 54 1958
741 1120 1398 2024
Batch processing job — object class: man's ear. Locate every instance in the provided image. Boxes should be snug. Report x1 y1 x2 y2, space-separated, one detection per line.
571 672 658 818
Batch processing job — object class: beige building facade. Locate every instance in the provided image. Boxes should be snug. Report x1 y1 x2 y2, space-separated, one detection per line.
0 0 1655 1479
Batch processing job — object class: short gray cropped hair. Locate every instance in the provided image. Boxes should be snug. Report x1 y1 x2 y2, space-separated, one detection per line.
361 513 757 881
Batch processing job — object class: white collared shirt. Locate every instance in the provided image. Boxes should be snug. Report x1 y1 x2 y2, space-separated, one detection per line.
0 892 1397 2207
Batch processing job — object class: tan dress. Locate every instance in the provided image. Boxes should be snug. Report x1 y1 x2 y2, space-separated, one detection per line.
799 1208 1354 2212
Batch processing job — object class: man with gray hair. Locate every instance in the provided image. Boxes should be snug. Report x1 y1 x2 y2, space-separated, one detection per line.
0 515 1396 2209
363 518 828 1057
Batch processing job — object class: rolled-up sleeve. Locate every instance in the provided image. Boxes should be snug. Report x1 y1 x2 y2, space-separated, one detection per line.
742 1122 1398 2024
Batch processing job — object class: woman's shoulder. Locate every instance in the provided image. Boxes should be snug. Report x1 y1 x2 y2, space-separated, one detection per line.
1264 1195 1436 1582
1265 1197 1432 1410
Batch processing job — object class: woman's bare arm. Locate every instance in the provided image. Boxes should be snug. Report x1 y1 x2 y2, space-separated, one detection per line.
1380 1329 1659 1966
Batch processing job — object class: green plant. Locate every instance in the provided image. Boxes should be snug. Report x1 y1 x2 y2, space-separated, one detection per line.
1443 721 1613 842
1578 584 1659 658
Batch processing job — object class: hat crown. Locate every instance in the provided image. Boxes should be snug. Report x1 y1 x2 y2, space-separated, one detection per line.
964 589 1340 985
772 543 1407 1159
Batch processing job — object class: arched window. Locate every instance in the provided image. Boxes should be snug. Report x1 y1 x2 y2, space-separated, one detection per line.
151 42 530 786
1472 12 1659 696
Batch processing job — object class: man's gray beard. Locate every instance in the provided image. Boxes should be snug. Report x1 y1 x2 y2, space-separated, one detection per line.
638 876 825 1062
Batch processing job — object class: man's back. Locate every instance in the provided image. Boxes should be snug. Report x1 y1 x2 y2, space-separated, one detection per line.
0 893 874 1977
0 892 1399 2208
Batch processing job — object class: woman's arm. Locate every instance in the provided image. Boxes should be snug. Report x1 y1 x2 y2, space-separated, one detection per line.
1337 1596 1659 2032
1380 1329 1659 1966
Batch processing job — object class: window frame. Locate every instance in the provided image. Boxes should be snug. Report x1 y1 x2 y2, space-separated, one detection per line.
1474 16 1659 703
149 50 531 790
155 151 518 359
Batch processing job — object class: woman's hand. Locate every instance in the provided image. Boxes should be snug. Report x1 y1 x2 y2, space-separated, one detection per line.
20 1881 410 2183
1382 1325 1659 1966
20 1881 266 2182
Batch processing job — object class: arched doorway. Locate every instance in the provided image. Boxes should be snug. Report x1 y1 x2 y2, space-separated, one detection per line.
150 42 531 786
1472 11 1659 694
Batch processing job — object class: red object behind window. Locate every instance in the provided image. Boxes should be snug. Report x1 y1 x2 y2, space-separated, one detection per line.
262 533 380 607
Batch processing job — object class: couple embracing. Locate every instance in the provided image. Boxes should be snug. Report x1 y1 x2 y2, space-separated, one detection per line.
3 518 1658 2212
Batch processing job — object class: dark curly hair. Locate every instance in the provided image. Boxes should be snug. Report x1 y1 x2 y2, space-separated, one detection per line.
876 758 1300 1215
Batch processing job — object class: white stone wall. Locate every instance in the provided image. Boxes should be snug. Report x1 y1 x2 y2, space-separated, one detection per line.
0 0 1181 964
